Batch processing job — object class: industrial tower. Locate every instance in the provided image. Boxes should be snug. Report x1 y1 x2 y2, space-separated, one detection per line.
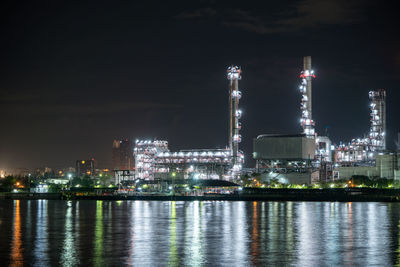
369 89 386 151
299 56 316 138
227 66 242 174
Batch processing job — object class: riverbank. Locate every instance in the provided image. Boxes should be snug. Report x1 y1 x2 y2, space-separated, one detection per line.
2 188 400 201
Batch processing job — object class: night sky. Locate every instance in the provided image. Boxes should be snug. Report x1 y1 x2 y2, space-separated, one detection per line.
0 0 399 170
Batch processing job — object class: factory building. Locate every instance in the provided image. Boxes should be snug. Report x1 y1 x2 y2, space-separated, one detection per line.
336 153 400 180
254 134 315 162
253 134 319 184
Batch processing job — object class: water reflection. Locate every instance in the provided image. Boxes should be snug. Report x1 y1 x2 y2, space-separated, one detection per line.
2 201 400 266
10 200 22 266
397 216 400 267
61 201 79 266
251 202 259 266
168 201 178 267
34 200 49 265
94 201 104 267
344 202 354 265
186 201 204 266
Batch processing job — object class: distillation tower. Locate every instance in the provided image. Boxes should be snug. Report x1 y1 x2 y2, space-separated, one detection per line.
227 66 242 174
369 89 386 152
299 56 316 138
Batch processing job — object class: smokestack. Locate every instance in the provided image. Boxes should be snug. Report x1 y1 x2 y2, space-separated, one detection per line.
299 56 315 138
227 66 242 178
303 56 312 73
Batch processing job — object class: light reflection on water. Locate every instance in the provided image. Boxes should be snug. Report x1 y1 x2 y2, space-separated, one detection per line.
93 201 103 267
1 200 400 266
61 201 79 267
10 200 22 266
34 200 49 266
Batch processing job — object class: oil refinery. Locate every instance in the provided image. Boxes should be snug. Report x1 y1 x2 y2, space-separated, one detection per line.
130 57 399 184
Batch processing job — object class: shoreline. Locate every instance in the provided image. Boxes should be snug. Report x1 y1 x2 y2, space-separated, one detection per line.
1 188 400 202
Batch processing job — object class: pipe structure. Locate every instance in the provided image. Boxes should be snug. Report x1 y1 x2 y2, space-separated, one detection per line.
299 56 316 138
227 66 242 176
369 89 386 152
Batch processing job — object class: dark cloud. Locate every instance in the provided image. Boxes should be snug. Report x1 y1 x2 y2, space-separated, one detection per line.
174 7 217 19
177 0 369 34
274 0 368 29
0 100 182 117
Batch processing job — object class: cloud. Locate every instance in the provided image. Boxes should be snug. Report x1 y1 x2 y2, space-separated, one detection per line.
176 0 369 34
0 95 183 118
237 0 368 33
0 91 41 103
276 0 367 28
174 7 217 19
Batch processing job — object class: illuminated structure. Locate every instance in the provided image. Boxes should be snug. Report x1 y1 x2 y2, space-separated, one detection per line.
299 56 316 138
134 140 169 179
335 138 371 163
134 140 243 180
315 136 332 162
133 66 245 181
154 149 240 180
334 89 387 163
253 134 318 184
227 66 243 176
369 89 386 152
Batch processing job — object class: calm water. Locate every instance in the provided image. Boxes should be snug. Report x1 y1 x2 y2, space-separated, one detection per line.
0 200 399 266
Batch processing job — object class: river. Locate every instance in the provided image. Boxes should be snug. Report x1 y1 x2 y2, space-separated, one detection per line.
0 200 399 266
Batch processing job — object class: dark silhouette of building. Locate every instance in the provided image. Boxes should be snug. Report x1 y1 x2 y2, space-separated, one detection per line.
112 139 134 170
76 159 95 177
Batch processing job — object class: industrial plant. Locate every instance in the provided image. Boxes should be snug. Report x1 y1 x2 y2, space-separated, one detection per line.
133 66 244 181
254 56 398 184
122 57 399 184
